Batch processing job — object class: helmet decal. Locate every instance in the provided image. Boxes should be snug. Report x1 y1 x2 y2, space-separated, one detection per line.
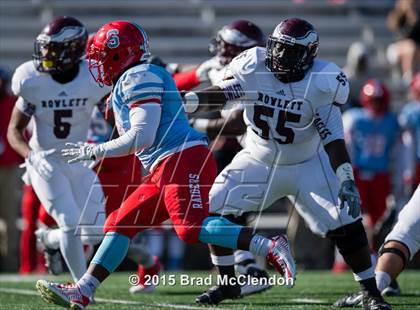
106 29 120 49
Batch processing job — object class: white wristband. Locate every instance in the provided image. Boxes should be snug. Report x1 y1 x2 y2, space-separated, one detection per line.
336 162 355 184
183 92 199 113
193 118 210 132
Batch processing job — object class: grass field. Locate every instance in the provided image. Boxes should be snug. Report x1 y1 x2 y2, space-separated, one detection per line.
0 271 419 309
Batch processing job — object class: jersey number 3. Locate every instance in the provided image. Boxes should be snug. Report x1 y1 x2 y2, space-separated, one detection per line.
253 105 301 144
54 110 72 139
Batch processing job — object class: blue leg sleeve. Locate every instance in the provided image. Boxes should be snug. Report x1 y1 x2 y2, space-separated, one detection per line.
91 232 130 273
198 216 242 249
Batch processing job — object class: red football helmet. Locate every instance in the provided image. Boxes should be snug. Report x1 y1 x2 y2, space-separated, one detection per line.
359 79 390 115
265 18 318 82
209 20 266 65
33 16 87 74
86 32 96 55
88 21 151 86
410 72 420 101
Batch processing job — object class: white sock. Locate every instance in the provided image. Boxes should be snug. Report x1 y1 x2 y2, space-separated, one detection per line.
376 271 391 293
249 235 273 258
60 229 87 282
210 254 235 266
77 273 100 298
353 266 375 281
44 229 61 250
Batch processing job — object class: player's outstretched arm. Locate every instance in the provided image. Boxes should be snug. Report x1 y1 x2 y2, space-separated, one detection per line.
62 103 161 163
183 86 227 114
183 77 246 114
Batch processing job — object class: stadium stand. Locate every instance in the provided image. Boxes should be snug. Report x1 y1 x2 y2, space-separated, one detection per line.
0 0 395 71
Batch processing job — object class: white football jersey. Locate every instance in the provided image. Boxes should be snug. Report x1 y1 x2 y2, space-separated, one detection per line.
203 56 246 146
226 47 349 165
11 60 111 152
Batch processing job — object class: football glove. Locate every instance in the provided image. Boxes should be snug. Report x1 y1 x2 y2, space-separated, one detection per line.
61 142 99 164
338 179 361 219
27 149 55 181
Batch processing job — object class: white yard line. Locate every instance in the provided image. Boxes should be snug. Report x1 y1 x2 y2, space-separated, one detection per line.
0 287 226 310
290 298 326 304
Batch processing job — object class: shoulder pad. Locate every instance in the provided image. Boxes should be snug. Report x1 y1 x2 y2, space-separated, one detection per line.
312 60 349 105
11 61 38 98
228 47 263 80
117 66 165 104
120 66 164 89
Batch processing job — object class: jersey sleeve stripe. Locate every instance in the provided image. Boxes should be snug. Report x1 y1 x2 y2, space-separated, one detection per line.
129 98 161 108
126 92 162 103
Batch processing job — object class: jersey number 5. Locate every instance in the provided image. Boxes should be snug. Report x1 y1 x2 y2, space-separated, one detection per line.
54 110 72 139
253 105 301 144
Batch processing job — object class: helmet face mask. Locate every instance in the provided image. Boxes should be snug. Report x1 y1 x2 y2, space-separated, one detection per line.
33 17 87 74
88 21 150 86
265 18 318 82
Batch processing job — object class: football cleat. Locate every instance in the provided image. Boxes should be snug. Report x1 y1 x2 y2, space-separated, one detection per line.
35 228 63 275
382 280 401 297
333 291 363 307
36 280 90 309
196 284 242 305
266 235 296 288
129 256 161 294
238 262 272 296
362 291 392 310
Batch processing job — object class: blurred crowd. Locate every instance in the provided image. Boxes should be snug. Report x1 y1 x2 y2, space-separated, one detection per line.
0 0 419 273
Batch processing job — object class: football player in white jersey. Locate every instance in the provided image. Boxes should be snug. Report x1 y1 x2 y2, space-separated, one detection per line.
185 18 390 309
334 184 420 307
175 20 271 296
7 16 109 282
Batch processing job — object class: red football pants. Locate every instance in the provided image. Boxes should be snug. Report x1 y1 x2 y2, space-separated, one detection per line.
104 145 217 244
355 170 390 226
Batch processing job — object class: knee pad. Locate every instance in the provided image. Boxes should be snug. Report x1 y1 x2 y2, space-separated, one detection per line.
378 241 409 268
198 216 242 249
327 219 368 255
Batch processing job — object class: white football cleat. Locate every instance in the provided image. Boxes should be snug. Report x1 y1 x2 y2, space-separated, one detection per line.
129 283 156 294
266 234 296 288
36 279 90 309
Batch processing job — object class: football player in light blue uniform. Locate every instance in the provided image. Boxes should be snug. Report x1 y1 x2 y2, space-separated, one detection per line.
36 21 295 309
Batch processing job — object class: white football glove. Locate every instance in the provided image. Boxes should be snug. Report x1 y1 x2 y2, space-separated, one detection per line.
338 179 361 219
61 142 100 164
27 149 55 181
